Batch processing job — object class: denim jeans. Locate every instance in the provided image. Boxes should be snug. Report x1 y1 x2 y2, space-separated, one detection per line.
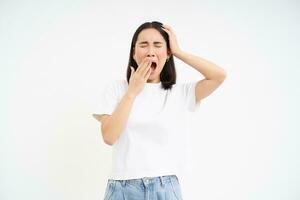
103 175 183 200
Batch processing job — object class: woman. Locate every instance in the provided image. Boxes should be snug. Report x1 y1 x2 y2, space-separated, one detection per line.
93 21 226 200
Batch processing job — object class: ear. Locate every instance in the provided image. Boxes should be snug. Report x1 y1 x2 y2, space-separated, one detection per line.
167 49 171 58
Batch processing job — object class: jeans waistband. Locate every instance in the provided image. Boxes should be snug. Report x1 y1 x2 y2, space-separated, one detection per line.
109 175 178 187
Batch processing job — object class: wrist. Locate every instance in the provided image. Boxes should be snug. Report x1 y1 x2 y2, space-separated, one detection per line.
125 91 137 99
173 49 184 58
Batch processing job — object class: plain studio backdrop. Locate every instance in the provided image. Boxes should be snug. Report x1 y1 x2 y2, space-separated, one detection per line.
1 0 299 199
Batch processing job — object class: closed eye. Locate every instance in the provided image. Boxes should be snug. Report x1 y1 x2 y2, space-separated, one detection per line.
139 45 162 48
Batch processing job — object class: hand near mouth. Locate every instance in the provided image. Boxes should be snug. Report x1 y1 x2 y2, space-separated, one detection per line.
127 57 152 97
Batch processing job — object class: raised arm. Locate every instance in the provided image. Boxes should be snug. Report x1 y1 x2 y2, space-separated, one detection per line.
162 24 227 104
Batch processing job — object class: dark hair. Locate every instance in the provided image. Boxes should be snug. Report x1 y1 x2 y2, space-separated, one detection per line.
126 21 176 90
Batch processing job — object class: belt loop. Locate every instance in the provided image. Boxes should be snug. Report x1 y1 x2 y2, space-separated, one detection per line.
121 180 126 187
159 176 164 187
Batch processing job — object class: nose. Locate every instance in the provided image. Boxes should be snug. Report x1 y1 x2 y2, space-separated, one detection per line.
146 47 155 58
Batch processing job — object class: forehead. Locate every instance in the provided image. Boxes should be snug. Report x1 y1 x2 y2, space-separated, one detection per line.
136 28 165 43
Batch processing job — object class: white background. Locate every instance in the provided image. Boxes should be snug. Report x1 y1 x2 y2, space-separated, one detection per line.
1 0 299 199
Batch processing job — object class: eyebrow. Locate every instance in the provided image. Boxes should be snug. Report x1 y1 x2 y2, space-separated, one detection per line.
138 41 163 45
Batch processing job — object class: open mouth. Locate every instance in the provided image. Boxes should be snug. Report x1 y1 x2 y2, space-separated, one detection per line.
151 62 157 71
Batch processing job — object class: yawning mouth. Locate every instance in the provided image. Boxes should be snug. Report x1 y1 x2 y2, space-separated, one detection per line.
151 62 157 70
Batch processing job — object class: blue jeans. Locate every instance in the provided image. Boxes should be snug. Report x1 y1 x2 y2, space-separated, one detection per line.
103 175 183 200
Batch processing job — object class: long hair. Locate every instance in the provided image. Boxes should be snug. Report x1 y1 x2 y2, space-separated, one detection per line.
126 21 176 90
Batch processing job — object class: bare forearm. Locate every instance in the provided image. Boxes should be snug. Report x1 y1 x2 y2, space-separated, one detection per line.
102 92 136 145
175 50 226 81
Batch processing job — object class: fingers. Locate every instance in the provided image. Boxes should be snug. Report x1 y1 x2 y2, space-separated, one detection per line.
143 62 152 81
161 24 172 35
162 24 172 30
135 57 149 73
140 60 152 77
162 27 170 34
136 57 152 77
131 57 152 82
130 66 135 78
135 57 157 81
144 64 152 80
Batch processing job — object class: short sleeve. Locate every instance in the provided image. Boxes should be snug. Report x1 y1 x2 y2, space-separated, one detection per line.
182 81 201 112
93 80 121 117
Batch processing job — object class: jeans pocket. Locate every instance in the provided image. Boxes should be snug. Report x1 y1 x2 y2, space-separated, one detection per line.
170 176 183 200
104 180 116 200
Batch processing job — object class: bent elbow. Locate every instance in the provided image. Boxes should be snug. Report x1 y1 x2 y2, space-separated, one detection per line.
101 129 115 146
216 70 227 83
104 138 114 146
220 69 227 81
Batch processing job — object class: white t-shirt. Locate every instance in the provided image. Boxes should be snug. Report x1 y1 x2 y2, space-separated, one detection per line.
93 79 200 180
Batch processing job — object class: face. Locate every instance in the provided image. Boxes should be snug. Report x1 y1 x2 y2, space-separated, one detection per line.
133 28 170 83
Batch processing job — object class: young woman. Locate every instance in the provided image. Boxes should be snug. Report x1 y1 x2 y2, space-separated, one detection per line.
93 21 226 200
